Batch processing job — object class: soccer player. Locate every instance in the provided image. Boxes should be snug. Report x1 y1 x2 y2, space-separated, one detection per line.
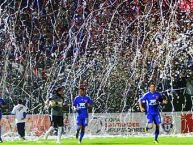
0 91 7 143
11 99 28 140
73 87 93 144
139 83 167 144
44 87 65 144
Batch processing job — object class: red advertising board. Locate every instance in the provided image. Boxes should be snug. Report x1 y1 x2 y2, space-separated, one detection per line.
1 115 51 136
181 113 193 133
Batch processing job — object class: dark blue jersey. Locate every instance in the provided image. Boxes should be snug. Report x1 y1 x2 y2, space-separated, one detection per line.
0 97 6 119
0 98 6 109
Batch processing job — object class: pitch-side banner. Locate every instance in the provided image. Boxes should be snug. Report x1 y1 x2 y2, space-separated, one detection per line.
87 113 181 135
0 112 187 137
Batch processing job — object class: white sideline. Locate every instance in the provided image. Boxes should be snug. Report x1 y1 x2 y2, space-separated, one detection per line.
1 134 193 141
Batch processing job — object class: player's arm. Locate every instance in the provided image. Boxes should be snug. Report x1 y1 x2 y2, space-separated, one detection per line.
45 97 56 109
73 106 78 112
161 99 168 105
72 98 78 112
84 96 93 108
85 102 92 108
139 100 145 112
21 107 28 120
87 103 92 108
44 99 50 108
139 95 146 112
86 98 93 108
158 93 168 105
86 97 93 113
86 103 93 113
11 106 16 115
62 99 70 111
1 99 8 109
1 104 7 109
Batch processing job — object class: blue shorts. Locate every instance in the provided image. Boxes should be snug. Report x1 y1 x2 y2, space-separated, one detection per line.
147 114 161 125
0 112 2 120
77 116 88 127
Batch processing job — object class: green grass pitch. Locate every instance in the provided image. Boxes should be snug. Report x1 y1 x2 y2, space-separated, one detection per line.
1 137 193 145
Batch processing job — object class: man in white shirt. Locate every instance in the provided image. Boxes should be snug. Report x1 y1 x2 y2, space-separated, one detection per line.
11 99 27 140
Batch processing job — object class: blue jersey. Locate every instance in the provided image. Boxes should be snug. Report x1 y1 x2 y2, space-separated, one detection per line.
0 98 5 119
0 98 6 109
73 96 93 118
140 92 163 115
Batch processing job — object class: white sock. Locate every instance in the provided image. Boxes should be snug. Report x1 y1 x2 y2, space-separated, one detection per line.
57 127 63 143
45 126 54 140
